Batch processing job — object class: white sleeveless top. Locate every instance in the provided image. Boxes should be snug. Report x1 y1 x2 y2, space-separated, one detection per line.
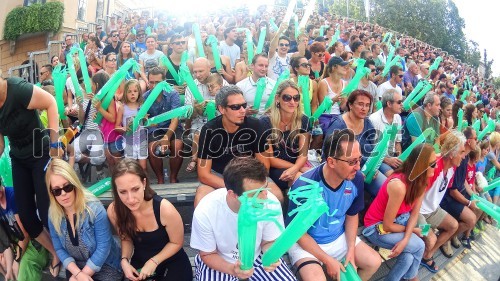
324 79 347 114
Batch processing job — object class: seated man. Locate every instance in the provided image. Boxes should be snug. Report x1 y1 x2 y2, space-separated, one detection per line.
288 129 381 281
195 85 284 206
402 92 441 150
190 157 296 281
418 130 462 271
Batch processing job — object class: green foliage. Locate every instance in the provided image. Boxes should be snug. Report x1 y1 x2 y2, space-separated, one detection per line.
3 2 64 41
483 49 494 80
493 77 500 90
464 40 481 69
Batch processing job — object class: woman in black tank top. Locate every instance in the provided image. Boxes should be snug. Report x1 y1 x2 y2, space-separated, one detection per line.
108 159 192 281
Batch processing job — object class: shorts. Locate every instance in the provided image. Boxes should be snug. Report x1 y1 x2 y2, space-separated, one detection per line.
123 137 148 160
418 207 448 228
288 233 361 266
107 138 124 155
441 191 471 220
148 127 183 142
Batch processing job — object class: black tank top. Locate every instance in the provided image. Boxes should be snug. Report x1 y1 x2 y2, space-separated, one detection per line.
165 56 181 86
309 61 325 79
131 195 184 270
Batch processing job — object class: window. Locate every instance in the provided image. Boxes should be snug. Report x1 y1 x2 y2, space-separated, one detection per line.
77 0 87 21
24 0 46 6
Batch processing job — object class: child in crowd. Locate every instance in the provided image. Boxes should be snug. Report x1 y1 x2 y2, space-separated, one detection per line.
116 79 148 171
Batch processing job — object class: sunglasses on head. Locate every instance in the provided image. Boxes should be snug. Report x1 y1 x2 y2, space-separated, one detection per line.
279 43 290 47
300 63 312 68
172 41 186 45
51 184 75 197
282 94 301 102
227 102 247 110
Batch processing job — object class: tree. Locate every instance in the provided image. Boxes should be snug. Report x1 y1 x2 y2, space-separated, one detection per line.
483 49 494 80
463 40 481 69
493 77 500 90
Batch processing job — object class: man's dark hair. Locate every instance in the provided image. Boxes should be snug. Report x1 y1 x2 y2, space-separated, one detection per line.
215 85 244 108
390 65 402 78
278 36 290 44
324 128 356 159
364 59 375 68
463 126 474 140
224 27 235 39
42 64 53 73
350 40 363 52
223 157 267 196
306 24 315 33
370 43 379 52
251 53 267 65
147 66 166 80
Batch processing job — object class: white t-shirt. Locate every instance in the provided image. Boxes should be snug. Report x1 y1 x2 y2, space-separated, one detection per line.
139 50 164 75
190 188 284 264
420 159 455 215
376 81 402 101
368 109 402 154
236 76 276 118
219 41 240 69
268 52 293 80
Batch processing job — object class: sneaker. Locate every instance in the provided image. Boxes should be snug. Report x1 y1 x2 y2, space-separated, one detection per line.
96 170 106 181
451 236 461 249
461 237 472 249
440 241 453 258
470 229 476 241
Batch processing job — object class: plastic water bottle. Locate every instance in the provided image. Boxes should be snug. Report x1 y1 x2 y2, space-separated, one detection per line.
163 168 169 182
312 124 323 136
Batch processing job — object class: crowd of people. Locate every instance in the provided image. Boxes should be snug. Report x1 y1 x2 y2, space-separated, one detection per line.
0 4 499 281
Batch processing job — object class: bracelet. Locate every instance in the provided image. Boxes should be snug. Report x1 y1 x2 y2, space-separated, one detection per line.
75 270 82 278
467 200 472 207
149 257 159 266
50 142 63 149
121 257 130 263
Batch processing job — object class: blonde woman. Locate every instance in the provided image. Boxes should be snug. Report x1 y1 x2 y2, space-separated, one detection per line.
260 80 311 191
46 159 122 281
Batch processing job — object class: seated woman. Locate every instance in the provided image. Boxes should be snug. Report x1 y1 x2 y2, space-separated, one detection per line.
324 89 384 197
46 159 123 281
108 159 193 281
260 80 311 191
363 144 435 280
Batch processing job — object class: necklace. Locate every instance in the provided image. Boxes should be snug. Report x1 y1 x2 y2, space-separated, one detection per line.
280 120 291 131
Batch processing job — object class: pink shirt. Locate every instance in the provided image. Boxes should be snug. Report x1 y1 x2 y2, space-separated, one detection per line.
364 173 415 227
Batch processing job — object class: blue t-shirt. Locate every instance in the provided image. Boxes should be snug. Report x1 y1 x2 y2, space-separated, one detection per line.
0 187 18 226
286 165 364 244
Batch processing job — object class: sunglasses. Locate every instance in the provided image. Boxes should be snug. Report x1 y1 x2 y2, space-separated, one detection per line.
112 34 119 37
279 43 290 47
107 58 117 62
172 41 186 45
332 156 362 166
429 161 437 168
315 53 325 57
300 63 312 68
398 74 404 78
392 100 403 104
51 184 75 197
370 68 376 72
282 94 301 102
227 102 247 110
137 34 145 37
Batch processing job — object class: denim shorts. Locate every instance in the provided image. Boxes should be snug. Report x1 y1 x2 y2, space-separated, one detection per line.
107 139 124 155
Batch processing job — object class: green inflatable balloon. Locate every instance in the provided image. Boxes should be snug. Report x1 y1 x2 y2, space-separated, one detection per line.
460 90 470 102
328 25 340 48
399 128 434 161
361 125 396 184
133 82 174 132
402 80 426 111
253 77 267 112
471 194 500 223
482 177 500 193
53 64 68 120
87 177 111 196
180 64 204 103
457 109 465 131
298 75 311 117
382 55 401 77
206 35 222 71
0 137 13 187
341 60 369 97
265 70 290 110
261 177 328 267
340 261 362 281
269 18 279 32
419 224 431 237
311 98 333 124
256 27 267 54
205 101 216 121
426 56 442 79
238 188 283 270
144 105 193 127
192 23 206 58
408 83 432 108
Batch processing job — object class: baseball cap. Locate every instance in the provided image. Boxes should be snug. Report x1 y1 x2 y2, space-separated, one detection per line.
328 56 349 67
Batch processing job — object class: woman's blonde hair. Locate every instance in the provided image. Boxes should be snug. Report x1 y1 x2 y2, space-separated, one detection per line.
45 159 98 235
267 80 304 144
490 132 500 148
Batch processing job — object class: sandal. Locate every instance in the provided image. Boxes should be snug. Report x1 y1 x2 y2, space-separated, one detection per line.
185 159 197 172
440 241 453 258
420 257 439 273
49 261 62 277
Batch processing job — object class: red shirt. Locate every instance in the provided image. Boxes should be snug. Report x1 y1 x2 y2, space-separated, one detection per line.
364 173 415 227
466 163 476 188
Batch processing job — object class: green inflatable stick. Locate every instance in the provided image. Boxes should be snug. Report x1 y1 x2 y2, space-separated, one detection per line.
471 119 481 133
180 64 204 103
282 0 297 25
261 177 328 267
66 52 84 99
486 166 496 181
253 77 267 112
419 224 431 237
131 27 136 35
237 28 255 65
482 113 489 124
474 100 483 106
319 25 329 37
340 261 362 281
382 32 392 44
0 137 13 187
299 0 316 29
328 25 340 48
427 56 442 77
238 187 283 270
160 55 182 85
294 14 300 39
374 100 382 111
482 177 500 193
361 125 395 184
133 82 173 132
144 105 193 127
311 98 333 123
192 23 206 58
382 55 401 77
395 39 400 50
298 75 311 117
452 85 458 96
460 90 470 102
402 80 426 110
145 26 152 36
471 194 500 222
399 128 434 161
408 83 432 108
478 119 495 141
206 35 222 71
456 109 464 131
68 47 92 95
205 101 216 121
269 18 279 32
87 177 112 196
265 70 290 110
342 60 369 96
52 64 68 120
256 27 267 54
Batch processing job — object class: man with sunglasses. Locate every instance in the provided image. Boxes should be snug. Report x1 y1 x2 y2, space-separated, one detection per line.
190 158 296 281
287 129 381 281
268 23 294 80
418 131 462 267
133 29 147 55
102 30 121 55
358 60 378 112
194 85 284 207
376 65 403 102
